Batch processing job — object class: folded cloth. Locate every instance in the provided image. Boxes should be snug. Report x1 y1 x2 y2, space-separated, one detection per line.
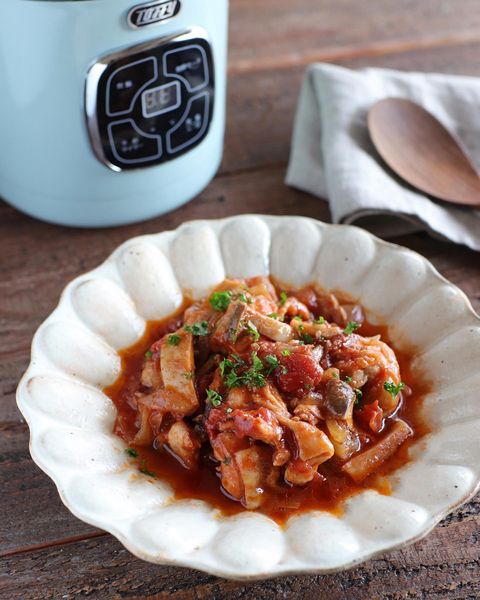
286 63 480 251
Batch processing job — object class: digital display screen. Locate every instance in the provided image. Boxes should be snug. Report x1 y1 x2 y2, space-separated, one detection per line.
142 81 180 118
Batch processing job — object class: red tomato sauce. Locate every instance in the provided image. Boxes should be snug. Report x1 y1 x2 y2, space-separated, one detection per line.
104 293 431 524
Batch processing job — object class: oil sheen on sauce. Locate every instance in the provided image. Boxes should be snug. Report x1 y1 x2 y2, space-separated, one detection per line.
104 298 431 524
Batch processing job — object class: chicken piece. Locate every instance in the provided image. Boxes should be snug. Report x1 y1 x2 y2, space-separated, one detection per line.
284 459 318 486
293 404 322 425
183 302 215 326
252 294 278 315
225 386 254 411
140 357 163 389
165 420 201 469
283 420 334 486
246 276 278 302
213 278 247 295
289 317 343 341
137 388 198 420
278 297 311 321
248 311 294 342
210 431 249 500
288 420 334 463
160 330 198 414
252 383 290 419
342 419 413 483
234 445 272 509
327 334 402 414
218 407 283 448
132 401 155 446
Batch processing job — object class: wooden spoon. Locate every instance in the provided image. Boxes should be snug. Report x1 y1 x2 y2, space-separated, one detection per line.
368 97 480 206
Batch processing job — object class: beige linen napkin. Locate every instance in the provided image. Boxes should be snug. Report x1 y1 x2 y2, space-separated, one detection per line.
286 63 480 251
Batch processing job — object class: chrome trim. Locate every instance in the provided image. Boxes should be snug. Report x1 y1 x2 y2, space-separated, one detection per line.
84 27 209 172
127 0 182 30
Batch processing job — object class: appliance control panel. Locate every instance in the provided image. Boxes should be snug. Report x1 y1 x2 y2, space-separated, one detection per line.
86 29 214 171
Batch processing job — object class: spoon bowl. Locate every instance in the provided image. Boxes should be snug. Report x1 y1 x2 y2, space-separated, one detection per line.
368 97 480 207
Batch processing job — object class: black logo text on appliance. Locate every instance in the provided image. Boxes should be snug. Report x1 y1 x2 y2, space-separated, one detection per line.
128 0 181 28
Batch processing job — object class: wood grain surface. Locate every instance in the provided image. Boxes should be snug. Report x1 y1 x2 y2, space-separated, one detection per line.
1 1 480 598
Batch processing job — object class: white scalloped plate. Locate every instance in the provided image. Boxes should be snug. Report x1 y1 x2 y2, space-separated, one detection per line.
17 215 480 580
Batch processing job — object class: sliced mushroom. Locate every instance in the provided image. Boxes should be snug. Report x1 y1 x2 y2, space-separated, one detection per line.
211 301 248 350
324 379 356 422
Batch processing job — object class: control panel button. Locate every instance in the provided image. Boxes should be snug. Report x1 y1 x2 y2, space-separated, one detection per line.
106 57 157 117
163 45 209 92
166 91 210 154
87 31 215 170
141 81 181 118
108 119 162 164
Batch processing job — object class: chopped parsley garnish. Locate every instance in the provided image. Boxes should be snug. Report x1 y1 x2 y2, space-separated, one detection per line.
344 375 353 383
251 351 263 371
354 388 363 405
210 290 232 312
383 380 405 398
301 333 315 344
167 334 181 346
221 351 268 390
264 354 280 375
267 312 279 320
245 320 260 341
139 468 156 477
183 371 194 380
206 388 223 407
281 348 291 356
314 316 325 325
243 368 266 389
184 320 209 336
293 315 303 321
144 350 153 359
344 321 360 335
279 291 288 306
125 448 138 458
237 292 253 304
219 355 244 377
332 371 339 379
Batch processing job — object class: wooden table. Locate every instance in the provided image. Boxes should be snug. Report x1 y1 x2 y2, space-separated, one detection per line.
1 2 479 598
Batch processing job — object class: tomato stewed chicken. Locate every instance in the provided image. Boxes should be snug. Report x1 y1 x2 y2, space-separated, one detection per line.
108 277 418 512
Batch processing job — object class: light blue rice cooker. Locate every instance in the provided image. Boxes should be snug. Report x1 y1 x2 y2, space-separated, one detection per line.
0 0 229 226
